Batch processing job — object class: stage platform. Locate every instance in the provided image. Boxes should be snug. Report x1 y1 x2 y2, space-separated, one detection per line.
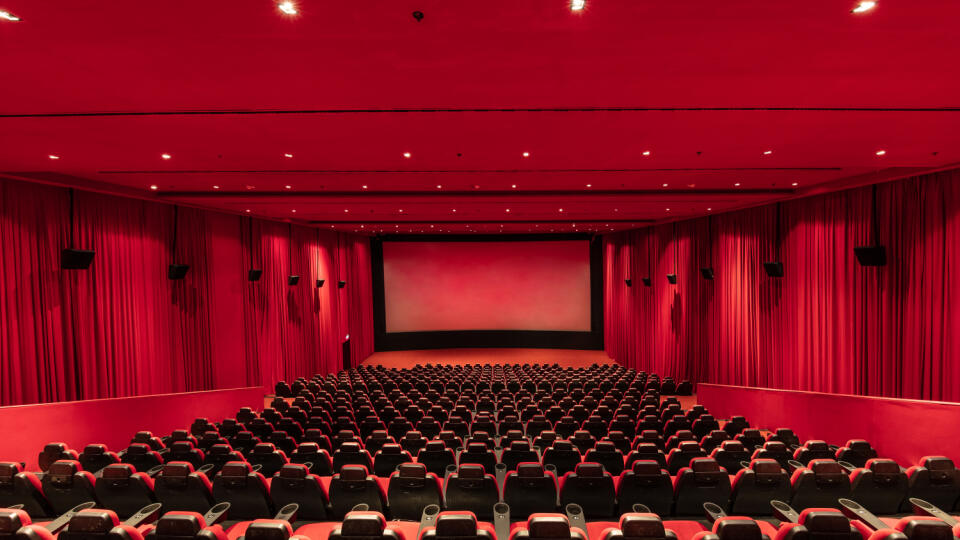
361 348 614 368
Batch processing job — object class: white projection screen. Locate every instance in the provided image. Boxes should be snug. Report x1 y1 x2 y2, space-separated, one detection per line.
382 240 592 333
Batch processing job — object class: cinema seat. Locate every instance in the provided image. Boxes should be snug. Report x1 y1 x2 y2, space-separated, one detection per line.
420 511 496 540
710 441 750 474
503 463 558 518
905 456 960 512
584 442 625 476
90 463 155 519
459 443 499 473
729 459 791 515
328 465 387 519
373 444 412 477
387 462 443 520
154 462 215 513
570 432 597 454
597 513 680 540
144 511 228 540
132 431 167 452
246 444 288 478
767 428 800 448
835 440 879 469
673 458 731 516
167 442 206 470
502 441 540 473
691 416 721 440
325 511 405 540
58 509 142 540
211 461 273 520
666 442 706 475
269 464 328 522
230 432 262 456
774 509 861 540
418 441 457 477
723 417 750 437
752 442 793 470
559 462 616 518
609 415 636 439
692 517 771 540
443 465 499 520
509 514 587 540
617 461 673 517
543 441 582 476
666 432 697 452
789 459 851 510
700 432 731 454
332 443 374 474
635 431 666 451
288 443 333 476
848 458 908 514
38 443 79 472
793 442 835 465
602 432 632 454
0 462 53 518
41 460 97 515
877 517 958 540
735 430 766 451
79 444 121 474
122 443 164 473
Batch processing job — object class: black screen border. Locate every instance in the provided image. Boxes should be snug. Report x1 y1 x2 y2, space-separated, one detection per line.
370 234 604 351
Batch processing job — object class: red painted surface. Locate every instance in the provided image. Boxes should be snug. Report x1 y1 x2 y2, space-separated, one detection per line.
0 387 264 471
383 241 591 332
698 383 960 466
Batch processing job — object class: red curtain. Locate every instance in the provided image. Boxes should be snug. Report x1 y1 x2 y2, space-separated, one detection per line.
0 179 373 406
605 169 960 402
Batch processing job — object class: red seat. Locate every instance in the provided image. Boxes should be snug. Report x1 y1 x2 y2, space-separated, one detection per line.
40 460 97 515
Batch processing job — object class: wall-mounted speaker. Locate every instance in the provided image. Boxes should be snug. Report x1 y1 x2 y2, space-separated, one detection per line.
700 267 714 280
338 280 347 289
625 278 632 287
666 273 677 284
168 264 190 280
248 269 263 281
288 275 300 286
641 277 652 287
763 261 784 277
61 249 95 270
316 279 325 288
854 245 887 266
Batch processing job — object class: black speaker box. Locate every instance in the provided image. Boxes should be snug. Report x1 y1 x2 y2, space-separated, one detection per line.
288 275 300 286
854 245 887 266
763 261 784 277
168 264 190 280
61 249 95 270
700 267 715 280
338 280 346 289
641 277 652 287
316 279 325 288
625 278 632 287
666 273 677 284
248 269 263 281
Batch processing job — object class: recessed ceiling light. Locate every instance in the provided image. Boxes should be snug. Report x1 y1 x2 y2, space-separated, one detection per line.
642 150 651 156
586 184 592 188
571 0 585 11
666 208 671 212
291 209 297 213
763 150 773 155
362 185 368 189
150 185 158 190
344 209 349 213
161 153 172 160
403 152 412 158
278 1 297 15
707 208 712 211
285 185 292 189
284 153 294 158
734 182 741 187
851 1 876 13
398 209 404 213
505 209 511 213
875 149 887 156
522 152 530 157
213 185 220 189
48 155 60 160
511 184 517 189
0 10 20 21
436 185 442 189
245 209 251 213
792 182 799 186
662 183 668 187
558 208 564 212
452 209 457 213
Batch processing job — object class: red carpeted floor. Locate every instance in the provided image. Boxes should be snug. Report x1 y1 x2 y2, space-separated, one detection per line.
361 348 614 368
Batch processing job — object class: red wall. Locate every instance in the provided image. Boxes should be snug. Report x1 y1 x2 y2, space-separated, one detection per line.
0 387 264 470
605 168 960 402
0 179 374 406
698 383 960 466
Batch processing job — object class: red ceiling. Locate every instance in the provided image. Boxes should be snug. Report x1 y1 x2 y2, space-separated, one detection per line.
1 0 958 234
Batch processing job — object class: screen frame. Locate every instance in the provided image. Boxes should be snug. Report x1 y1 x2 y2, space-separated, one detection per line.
371 234 604 351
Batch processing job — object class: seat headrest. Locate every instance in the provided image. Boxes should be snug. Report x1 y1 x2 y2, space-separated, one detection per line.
672 431 695 440
810 460 844 475
741 429 762 438
458 464 485 478
253 443 277 454
155 513 205 537
720 441 746 452
763 441 787 452
620 514 667 539
380 444 402 454
220 461 253 476
594 441 617 453
776 428 794 437
370 431 389 439
435 513 479 537
466 443 488 453
552 441 574 451
631 460 661 475
278 464 310 479
340 511 387 536
48 460 80 476
0 509 30 533
517 463 546 478
340 465 369 481
713 518 763 540
868 459 900 475
126 443 150 454
699 415 715 422
751 459 782 475
510 440 531 451
846 440 871 451
245 520 295 540
528 515 573 538
405 431 423 440
805 441 829 451
573 431 591 440
0 462 22 478
83 444 107 455
340 442 361 453
43 442 68 454
677 441 701 452
398 462 427 478
172 441 195 452
635 443 659 454
425 441 447 452
575 462 604 477
162 462 194 476
102 464 134 479
607 431 626 440
67 510 120 533
296 442 321 454
923 456 955 471
896 518 955 540
800 511 851 533
690 458 721 473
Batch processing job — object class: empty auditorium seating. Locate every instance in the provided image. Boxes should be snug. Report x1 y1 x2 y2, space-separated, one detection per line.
790 459 851 510
710 441 750 473
459 443 498 473
560 462 616 518
387 462 442 520
510 514 587 540
616 461 673 517
502 440 540 472
665 442 706 474
325 511 405 540
835 440 879 468
121 443 164 472
421 511 496 540
793 441 836 465
0 461 53 518
729 459 791 515
905 456 960 512
543 441 582 476
418 441 457 477
79 444 121 474
372 444 412 477
848 458 908 514
503 463 558 518
154 462 215 513
673 457 731 515
211 461 273 520
41 460 97 515
769 509 860 540
331 443 374 474
269 463 329 521
93 463 156 518
328 465 387 519
443 464 499 520
289 443 333 476
38 443 79 472
584 442 625 475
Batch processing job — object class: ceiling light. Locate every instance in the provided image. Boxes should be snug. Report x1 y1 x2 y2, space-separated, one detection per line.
586 184 592 188
285 185 292 189
707 208 712 211
511 184 517 189
571 0 585 11
291 209 297 213
150 185 158 190
662 183 668 187
522 152 530 157
48 155 60 160
559 208 564 212
505 209 511 213
436 185 442 189
666 208 671 212
734 182 741 187
213 185 220 189
161 153 172 160
344 209 349 213
403 152 412 158
792 182 799 186
245 209 251 213
362 185 368 189
398 209 403 213
851 1 876 13
642 150 651 156
763 150 773 155
0 10 20 21
875 149 887 156
284 153 293 158
278 1 297 15
452 209 457 212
